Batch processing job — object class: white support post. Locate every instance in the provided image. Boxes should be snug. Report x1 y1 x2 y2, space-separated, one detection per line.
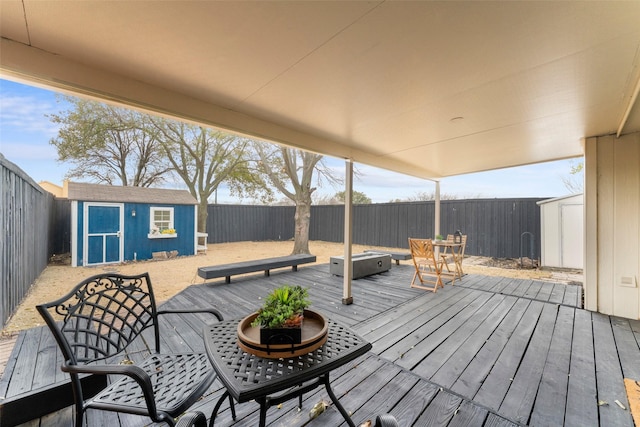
435 180 441 256
342 159 354 305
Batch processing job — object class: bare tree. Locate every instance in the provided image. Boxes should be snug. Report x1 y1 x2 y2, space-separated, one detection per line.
253 142 341 254
150 119 260 232
49 97 170 186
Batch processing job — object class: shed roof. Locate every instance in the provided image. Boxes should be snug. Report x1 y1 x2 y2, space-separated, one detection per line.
536 193 584 206
67 182 197 205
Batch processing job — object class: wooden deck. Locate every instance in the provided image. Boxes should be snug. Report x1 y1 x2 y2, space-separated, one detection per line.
2 263 638 426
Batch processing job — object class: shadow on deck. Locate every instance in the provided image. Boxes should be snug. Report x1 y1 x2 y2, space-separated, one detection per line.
2 263 638 426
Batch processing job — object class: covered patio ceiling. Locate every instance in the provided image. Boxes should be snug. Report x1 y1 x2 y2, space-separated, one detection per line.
1 1 640 180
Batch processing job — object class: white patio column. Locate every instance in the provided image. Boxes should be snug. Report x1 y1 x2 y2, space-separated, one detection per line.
434 180 441 256
342 159 354 305
434 180 441 237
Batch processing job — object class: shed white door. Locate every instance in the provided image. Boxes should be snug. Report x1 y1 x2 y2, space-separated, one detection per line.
561 203 583 269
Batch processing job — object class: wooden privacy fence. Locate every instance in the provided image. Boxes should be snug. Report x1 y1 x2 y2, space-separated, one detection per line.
1 155 56 329
207 198 544 259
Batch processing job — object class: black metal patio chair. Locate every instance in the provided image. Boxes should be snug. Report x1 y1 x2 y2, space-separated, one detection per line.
36 272 234 427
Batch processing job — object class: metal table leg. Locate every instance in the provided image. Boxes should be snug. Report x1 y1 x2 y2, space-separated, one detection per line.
208 391 236 427
322 373 356 427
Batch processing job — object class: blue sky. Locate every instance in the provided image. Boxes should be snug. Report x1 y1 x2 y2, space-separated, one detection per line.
0 78 582 203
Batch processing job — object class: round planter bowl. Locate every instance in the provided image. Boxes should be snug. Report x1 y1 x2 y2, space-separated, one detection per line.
237 309 328 359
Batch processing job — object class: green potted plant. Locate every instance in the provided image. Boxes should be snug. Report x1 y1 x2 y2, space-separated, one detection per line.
435 234 444 242
252 285 310 345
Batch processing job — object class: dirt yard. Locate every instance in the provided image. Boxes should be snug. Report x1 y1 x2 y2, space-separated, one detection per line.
1 241 557 335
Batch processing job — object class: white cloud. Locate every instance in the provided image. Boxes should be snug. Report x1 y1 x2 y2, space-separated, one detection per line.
1 141 59 161
0 95 61 136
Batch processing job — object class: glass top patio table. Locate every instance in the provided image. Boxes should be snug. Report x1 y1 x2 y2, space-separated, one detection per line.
203 318 372 427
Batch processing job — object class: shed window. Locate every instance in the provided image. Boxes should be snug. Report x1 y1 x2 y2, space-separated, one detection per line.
150 207 174 234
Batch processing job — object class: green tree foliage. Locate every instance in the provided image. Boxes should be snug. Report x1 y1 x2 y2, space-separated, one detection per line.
562 159 584 193
252 142 341 254
389 191 459 202
49 97 171 186
334 190 372 204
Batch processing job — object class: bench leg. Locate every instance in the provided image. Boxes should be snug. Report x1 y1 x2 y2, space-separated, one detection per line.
292 265 298 271
225 276 231 284
264 270 270 277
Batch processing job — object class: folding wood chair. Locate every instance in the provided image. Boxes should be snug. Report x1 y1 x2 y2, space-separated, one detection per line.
441 234 467 280
408 238 445 292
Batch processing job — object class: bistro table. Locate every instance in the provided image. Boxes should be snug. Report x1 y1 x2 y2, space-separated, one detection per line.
203 318 372 427
431 240 464 280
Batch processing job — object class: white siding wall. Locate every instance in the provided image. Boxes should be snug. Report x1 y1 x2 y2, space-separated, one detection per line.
585 132 640 320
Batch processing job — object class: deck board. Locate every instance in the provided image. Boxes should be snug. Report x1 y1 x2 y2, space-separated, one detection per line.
529 305 574 426
3 262 639 427
484 413 520 427
368 290 475 355
610 317 640 379
6 326 42 397
449 297 531 398
457 275 582 308
565 308 598 426
412 293 507 379
497 302 557 424
592 313 636 427
355 287 467 344
307 357 403 426
447 400 489 427
412 390 462 426
389 379 440 426
0 332 25 398
484 276 512 294
428 295 518 388
357 371 421 424
533 280 553 302
563 284 578 306
381 289 485 366
522 280 542 299
548 283 567 304
472 300 545 411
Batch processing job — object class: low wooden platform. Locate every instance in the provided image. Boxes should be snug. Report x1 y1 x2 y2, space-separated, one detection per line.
2 263 638 426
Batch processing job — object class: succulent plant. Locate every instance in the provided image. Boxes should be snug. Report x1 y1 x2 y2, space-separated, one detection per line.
252 285 310 329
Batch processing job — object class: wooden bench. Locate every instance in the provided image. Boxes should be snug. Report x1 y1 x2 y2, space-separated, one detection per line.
364 249 411 265
198 254 317 283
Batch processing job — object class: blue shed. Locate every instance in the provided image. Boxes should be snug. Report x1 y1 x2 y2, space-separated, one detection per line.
67 182 198 266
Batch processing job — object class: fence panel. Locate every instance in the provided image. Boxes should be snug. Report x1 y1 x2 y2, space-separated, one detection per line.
206 198 542 258
206 204 295 243
1 155 54 329
52 199 71 255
